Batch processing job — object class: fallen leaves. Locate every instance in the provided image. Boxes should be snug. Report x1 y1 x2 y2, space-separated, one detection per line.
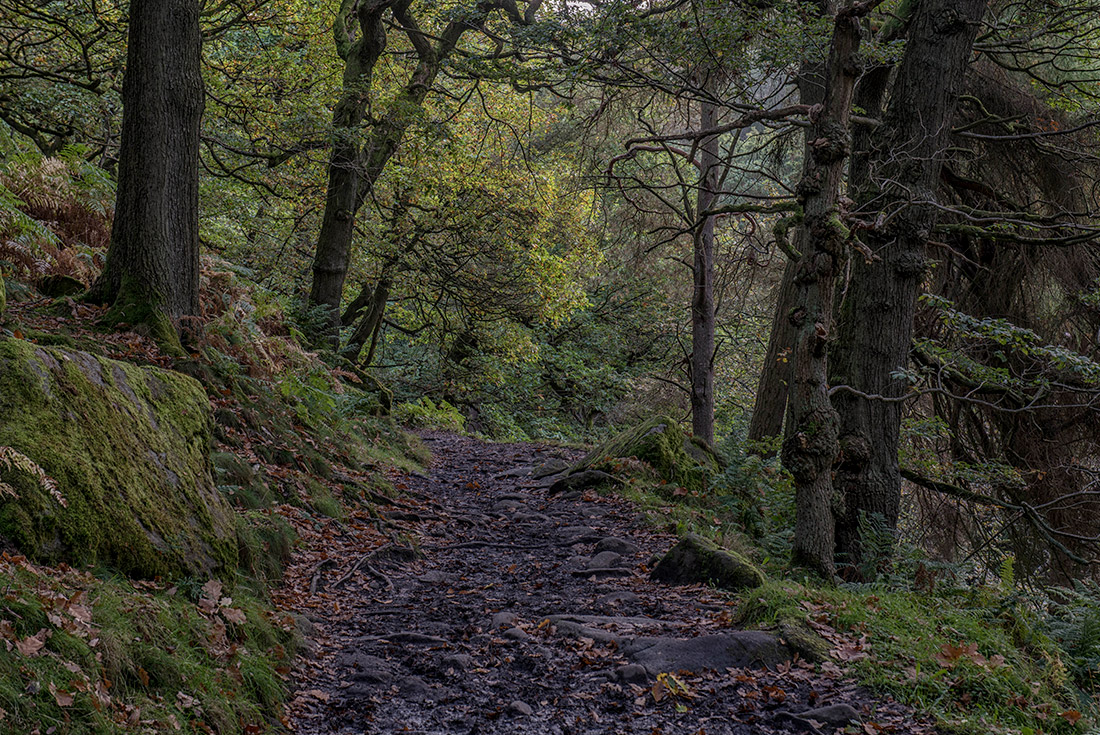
934 641 1006 671
15 628 51 657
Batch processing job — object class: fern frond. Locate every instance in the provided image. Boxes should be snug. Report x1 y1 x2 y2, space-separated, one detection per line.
0 446 67 507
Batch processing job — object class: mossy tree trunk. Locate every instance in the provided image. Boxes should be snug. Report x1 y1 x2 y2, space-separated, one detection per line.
782 0 871 579
828 0 984 577
87 0 203 352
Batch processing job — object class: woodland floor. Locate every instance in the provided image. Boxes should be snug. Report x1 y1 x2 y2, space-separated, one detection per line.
280 432 940 735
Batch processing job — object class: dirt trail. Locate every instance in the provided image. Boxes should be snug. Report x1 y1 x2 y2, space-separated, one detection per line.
285 432 936 735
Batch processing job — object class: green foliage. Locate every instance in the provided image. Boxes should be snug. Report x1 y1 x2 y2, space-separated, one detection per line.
0 147 113 286
1044 582 1100 696
393 397 466 432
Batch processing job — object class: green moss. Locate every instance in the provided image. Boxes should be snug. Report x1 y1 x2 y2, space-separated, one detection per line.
0 562 298 734
0 338 237 579
101 276 183 357
735 579 1077 735
0 278 6 323
305 477 344 519
575 415 719 493
236 511 296 583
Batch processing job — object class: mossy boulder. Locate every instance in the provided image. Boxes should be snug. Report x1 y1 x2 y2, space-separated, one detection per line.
651 533 765 591
38 274 85 298
572 415 720 493
0 338 237 578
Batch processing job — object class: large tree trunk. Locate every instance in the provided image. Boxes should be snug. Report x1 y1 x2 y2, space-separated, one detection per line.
783 0 867 578
828 0 985 576
87 0 203 350
691 92 719 446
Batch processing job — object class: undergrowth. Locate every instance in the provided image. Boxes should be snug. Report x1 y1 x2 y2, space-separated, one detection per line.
596 426 1096 735
0 555 298 732
2 223 427 733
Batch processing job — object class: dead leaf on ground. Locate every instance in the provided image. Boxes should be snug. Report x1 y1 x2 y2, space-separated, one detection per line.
15 629 50 657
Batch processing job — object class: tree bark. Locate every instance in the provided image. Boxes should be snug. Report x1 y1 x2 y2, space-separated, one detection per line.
691 90 719 446
748 58 828 450
829 0 985 576
87 0 203 350
748 258 796 450
344 271 392 364
783 0 869 578
308 0 389 335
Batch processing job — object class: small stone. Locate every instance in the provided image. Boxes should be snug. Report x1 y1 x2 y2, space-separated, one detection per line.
588 550 624 569
441 653 473 670
596 537 640 555
398 676 432 701
615 663 649 685
798 703 861 726
508 700 533 716
503 627 530 641
623 632 791 674
596 591 640 607
571 567 633 578
650 533 765 591
491 611 518 629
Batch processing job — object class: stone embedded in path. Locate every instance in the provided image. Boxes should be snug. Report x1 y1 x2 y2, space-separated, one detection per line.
571 567 634 579
588 550 624 569
503 627 530 641
622 632 791 675
546 617 619 644
491 611 518 628
650 533 765 591
595 536 640 555
507 700 534 716
615 664 650 684
776 703 861 729
596 590 641 607
547 469 621 495
531 458 570 480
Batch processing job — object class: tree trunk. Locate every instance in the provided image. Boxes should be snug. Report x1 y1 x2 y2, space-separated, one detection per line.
782 0 868 578
748 258 796 450
344 272 392 364
87 0 203 351
308 0 389 337
691 91 718 446
748 58 828 450
309 1 499 342
829 0 985 576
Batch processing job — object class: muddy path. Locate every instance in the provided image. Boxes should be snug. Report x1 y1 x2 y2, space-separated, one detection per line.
284 432 936 735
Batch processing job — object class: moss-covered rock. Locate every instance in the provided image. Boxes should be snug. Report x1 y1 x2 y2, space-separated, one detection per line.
573 415 720 493
650 533 765 591
38 274 85 298
0 338 237 578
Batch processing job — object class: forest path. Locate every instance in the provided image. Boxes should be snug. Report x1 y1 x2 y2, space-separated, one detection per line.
283 432 935 735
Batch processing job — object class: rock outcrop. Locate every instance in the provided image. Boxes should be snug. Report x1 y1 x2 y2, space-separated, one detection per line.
0 339 237 578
